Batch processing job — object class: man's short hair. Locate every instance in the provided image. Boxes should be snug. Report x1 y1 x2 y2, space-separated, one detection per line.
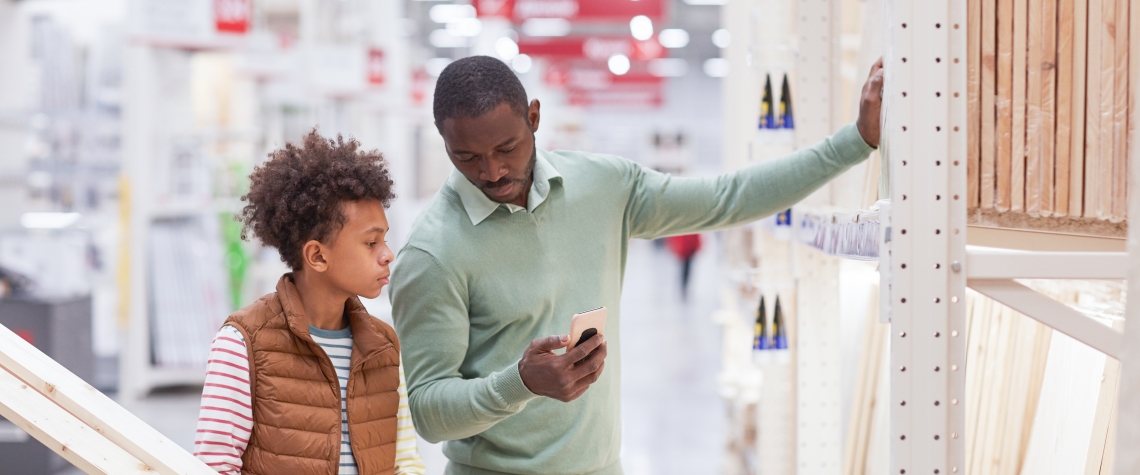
433 55 529 126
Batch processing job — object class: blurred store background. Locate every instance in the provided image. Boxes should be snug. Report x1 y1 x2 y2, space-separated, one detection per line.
0 0 736 473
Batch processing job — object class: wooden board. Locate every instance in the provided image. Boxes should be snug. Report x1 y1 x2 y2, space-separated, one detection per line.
1128 0 1140 228
1017 319 1054 469
0 324 214 475
1056 0 1077 216
842 286 883 475
1072 0 1090 216
1096 0 1117 220
1012 0 1030 212
1110 0 1129 223
0 367 153 475
1083 322 1122 475
1025 0 1044 216
997 0 1015 211
1039 0 1059 217
1084 0 1104 218
968 0 983 208
982 0 999 209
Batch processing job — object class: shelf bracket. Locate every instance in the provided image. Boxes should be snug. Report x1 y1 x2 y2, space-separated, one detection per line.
968 279 1123 359
966 249 1129 279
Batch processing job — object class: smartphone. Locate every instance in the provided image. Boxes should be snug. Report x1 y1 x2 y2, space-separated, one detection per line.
568 307 607 352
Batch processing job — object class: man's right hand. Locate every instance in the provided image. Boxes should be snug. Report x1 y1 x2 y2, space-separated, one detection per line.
518 334 608 402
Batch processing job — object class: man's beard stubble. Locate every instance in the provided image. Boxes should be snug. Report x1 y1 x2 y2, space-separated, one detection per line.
479 139 537 204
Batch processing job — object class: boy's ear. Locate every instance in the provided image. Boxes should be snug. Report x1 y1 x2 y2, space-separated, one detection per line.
301 240 329 272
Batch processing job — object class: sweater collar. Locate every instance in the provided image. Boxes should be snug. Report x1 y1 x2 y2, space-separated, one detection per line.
275 274 395 363
447 149 563 226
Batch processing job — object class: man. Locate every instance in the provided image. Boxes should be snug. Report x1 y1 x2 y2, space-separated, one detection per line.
391 55 883 475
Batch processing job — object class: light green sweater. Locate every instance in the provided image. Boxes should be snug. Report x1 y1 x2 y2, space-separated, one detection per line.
390 124 874 475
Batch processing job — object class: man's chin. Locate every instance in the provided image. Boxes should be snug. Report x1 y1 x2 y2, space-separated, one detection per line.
482 186 525 204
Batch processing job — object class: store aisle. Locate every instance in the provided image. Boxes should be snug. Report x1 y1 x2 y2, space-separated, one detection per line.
124 236 726 474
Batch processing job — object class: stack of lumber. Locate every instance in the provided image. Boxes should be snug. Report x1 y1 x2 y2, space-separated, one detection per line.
966 0 1139 235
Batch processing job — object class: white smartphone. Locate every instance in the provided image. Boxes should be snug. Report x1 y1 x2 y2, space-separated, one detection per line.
567 307 607 352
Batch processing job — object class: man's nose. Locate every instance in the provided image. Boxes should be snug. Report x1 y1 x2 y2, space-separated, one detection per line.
479 156 509 182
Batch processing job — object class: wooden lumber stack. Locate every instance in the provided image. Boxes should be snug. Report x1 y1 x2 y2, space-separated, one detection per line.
0 323 213 475
967 0 1135 235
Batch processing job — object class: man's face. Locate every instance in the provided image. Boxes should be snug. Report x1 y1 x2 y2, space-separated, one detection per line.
438 100 541 206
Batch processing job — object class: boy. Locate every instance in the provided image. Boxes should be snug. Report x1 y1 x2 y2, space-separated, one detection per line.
192 131 424 475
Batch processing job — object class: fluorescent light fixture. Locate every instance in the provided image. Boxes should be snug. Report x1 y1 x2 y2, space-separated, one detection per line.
429 29 470 48
648 58 689 77
658 29 690 48
512 54 533 73
21 212 80 229
425 58 453 77
703 57 730 77
630 15 654 41
608 54 631 75
429 4 476 23
496 37 520 59
683 0 729 4
446 18 483 37
522 18 572 37
712 28 731 48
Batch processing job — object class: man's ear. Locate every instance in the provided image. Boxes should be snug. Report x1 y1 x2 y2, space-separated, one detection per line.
527 99 541 133
301 240 329 273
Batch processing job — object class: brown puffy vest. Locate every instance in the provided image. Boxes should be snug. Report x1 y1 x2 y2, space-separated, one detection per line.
225 274 402 475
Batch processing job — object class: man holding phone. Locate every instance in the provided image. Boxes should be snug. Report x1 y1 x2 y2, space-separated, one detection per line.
391 55 884 475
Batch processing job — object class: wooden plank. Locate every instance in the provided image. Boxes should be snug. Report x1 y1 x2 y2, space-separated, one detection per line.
1084 0 1104 218
1096 0 1118 220
1012 0 1030 212
968 0 983 208
1017 319 1054 469
1071 0 1090 216
1083 328 1121 475
0 367 152 475
1056 0 1076 216
1126 0 1140 228
997 0 1016 211
842 286 883 475
1026 0 1045 217
0 324 214 475
1110 0 1129 223
982 0 999 209
1039 0 1059 217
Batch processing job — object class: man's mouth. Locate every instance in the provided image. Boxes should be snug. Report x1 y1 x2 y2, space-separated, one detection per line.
483 179 517 198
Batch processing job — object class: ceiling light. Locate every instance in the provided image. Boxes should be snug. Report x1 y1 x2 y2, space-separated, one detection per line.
648 58 688 77
429 4 476 23
496 37 520 60
429 29 469 48
658 29 690 48
512 54 533 73
21 212 81 229
712 29 731 48
425 58 453 77
630 15 654 41
703 57 730 77
522 18 572 37
608 54 631 75
446 18 483 37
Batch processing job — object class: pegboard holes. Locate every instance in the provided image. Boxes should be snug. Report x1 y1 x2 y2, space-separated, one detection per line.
903 91 908 97
936 23 941 28
954 23 960 29
900 434 907 440
902 126 908 131
954 228 960 235
936 160 942 166
903 194 908 200
934 366 941 372
934 297 941 303
936 194 942 200
900 365 907 372
903 160 908 166
901 471 907 475
934 400 940 406
934 331 941 337
901 298 907 303
901 400 907 406
935 470 941 475
936 57 942 63
954 58 960 64
934 434 940 440
936 126 942 132
954 92 960 98
935 263 942 269
902 23 908 28
935 229 941 235
936 92 941 97
900 331 908 337
901 229 907 235
954 160 960 166
901 263 908 269
903 57 908 63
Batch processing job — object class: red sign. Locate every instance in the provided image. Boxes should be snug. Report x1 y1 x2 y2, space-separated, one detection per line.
476 0 666 22
14 329 33 345
568 86 663 108
519 37 665 61
543 59 663 108
215 0 251 34
368 49 386 85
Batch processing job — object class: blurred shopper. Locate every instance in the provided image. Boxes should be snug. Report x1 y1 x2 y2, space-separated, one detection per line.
391 55 883 475
192 132 425 475
665 233 702 299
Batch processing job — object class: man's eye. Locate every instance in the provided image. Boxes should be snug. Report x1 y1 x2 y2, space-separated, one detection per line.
458 155 477 162
501 148 516 154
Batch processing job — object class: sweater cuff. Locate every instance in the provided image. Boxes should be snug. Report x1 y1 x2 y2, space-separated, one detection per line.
834 123 877 160
492 360 539 407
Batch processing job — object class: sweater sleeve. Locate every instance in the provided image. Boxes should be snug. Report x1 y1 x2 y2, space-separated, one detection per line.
389 246 539 443
193 326 253 474
624 123 875 239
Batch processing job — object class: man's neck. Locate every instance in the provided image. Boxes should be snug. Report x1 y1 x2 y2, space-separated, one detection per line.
291 270 351 331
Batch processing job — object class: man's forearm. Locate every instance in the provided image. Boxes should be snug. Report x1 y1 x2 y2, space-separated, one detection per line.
408 361 536 443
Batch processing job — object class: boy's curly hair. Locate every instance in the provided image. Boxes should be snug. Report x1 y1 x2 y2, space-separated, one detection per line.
240 130 395 270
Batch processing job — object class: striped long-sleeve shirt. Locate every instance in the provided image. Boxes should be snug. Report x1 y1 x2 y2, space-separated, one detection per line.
193 325 426 474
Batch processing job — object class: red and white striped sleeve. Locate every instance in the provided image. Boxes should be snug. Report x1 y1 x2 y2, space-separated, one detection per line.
193 326 253 474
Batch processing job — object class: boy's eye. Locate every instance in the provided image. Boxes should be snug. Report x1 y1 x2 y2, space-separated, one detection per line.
367 242 376 247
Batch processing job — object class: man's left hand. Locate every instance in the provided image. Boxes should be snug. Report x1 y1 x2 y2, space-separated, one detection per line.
857 58 885 148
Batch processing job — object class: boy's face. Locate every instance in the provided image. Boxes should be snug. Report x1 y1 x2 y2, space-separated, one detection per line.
318 200 394 299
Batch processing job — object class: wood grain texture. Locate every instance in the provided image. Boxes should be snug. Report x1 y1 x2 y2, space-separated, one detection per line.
968 0 983 208
1096 0 1117 220
1039 0 1058 217
1056 0 1076 216
1084 0 1103 218
983 0 999 209
1012 0 1030 212
998 0 1016 211
1071 0 1090 216
1110 0 1129 222
1026 0 1044 216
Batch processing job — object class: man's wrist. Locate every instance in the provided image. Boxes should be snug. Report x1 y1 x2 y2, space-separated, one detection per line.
492 360 539 407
